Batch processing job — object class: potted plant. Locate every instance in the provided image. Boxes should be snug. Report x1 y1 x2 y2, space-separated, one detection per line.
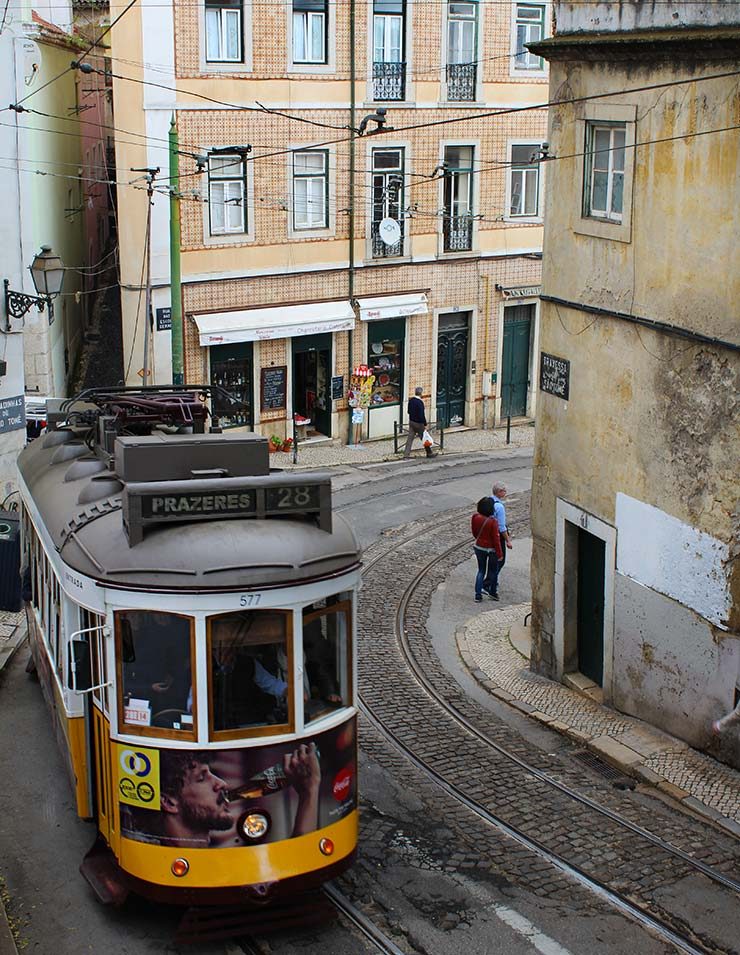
281 436 293 452
268 434 282 452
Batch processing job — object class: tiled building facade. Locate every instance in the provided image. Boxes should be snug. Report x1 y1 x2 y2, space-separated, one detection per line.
112 0 548 441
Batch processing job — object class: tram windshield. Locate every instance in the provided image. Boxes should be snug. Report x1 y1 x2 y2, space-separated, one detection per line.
116 611 194 736
208 611 292 736
303 598 351 724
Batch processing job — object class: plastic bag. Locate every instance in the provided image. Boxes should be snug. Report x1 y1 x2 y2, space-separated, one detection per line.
422 429 434 448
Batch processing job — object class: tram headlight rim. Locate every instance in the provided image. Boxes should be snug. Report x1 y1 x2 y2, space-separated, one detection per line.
171 857 190 877
319 837 334 856
237 810 271 843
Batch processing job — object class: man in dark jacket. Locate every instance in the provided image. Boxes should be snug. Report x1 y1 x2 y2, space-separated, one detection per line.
404 387 434 459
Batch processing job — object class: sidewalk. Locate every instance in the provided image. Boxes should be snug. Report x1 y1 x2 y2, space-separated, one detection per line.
0 610 25 955
272 422 535 470
458 602 740 838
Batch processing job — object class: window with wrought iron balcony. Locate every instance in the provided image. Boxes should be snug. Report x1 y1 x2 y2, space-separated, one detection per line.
372 0 406 101
371 150 405 258
445 0 478 101
442 146 474 252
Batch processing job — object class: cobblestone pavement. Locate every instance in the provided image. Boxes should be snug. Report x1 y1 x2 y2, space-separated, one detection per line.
273 422 534 470
357 507 740 952
460 594 740 829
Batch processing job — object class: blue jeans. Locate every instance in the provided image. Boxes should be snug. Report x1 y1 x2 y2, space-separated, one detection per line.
475 547 499 597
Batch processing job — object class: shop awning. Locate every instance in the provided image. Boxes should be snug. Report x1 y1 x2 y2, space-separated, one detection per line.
358 293 428 322
193 300 356 346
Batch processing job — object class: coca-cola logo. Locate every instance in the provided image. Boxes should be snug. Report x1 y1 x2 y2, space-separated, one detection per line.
332 767 353 802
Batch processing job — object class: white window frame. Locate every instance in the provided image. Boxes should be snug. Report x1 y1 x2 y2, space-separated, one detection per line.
509 2 548 78
365 140 411 261
288 0 335 73
292 0 327 65
505 140 542 222
440 0 481 103
203 151 255 246
575 103 636 244
291 149 330 233
366 0 414 105
583 123 626 223
438 140 479 256
205 2 242 62
199 0 252 73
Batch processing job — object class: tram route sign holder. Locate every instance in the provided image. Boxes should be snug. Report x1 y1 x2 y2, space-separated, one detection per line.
122 473 332 546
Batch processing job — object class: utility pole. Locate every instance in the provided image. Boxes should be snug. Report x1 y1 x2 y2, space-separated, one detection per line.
169 117 184 386
132 166 159 384
347 0 356 445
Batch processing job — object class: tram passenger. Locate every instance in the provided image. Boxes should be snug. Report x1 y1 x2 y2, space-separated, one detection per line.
120 612 192 727
303 618 342 711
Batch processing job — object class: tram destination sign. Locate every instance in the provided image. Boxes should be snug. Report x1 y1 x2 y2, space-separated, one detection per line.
122 476 331 545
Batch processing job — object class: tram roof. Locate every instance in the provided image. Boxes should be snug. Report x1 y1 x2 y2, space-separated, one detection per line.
18 427 360 592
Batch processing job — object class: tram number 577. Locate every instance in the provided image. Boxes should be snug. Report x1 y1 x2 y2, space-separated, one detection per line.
240 594 262 607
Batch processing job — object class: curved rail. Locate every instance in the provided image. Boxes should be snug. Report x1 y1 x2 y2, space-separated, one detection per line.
359 521 739 955
324 884 409 955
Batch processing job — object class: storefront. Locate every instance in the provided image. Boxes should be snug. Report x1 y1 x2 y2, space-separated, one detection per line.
192 300 355 437
358 293 427 439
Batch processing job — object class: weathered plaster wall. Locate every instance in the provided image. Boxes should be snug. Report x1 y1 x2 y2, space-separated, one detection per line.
530 47 739 758
555 1 740 35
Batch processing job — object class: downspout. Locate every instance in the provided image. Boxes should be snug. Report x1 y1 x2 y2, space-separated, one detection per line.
347 0 356 445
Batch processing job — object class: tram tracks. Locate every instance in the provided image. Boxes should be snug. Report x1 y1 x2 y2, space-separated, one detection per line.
357 510 740 955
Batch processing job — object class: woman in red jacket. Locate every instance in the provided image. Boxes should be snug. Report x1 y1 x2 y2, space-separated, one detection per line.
471 497 503 602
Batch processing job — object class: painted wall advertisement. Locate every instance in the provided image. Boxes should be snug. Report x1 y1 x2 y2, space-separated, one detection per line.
118 719 356 849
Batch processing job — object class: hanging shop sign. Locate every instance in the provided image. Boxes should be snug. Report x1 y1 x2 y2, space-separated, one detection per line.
539 352 570 401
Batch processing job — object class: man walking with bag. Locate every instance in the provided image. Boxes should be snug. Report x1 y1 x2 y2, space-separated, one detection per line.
404 387 435 459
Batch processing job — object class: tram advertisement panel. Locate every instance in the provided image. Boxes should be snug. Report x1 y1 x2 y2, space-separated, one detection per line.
118 719 356 849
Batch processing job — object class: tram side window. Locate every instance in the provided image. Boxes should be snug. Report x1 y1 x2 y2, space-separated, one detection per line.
116 611 195 736
303 597 351 723
208 611 292 735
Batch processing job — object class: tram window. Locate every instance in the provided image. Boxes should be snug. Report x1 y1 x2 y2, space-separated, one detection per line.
115 611 195 737
208 611 292 737
303 599 351 723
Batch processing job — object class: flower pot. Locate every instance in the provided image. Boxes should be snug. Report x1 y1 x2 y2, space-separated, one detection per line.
268 441 281 453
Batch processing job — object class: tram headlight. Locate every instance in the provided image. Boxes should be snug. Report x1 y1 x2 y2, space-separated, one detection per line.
238 811 270 841
171 858 189 877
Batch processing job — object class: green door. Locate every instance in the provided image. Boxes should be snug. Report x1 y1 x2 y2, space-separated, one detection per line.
436 313 469 428
501 304 533 417
577 528 605 686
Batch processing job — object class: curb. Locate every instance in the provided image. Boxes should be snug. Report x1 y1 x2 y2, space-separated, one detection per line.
456 625 740 841
0 622 27 677
0 899 19 955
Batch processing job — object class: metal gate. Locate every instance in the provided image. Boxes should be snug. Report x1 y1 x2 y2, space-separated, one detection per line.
501 304 533 417
436 312 469 428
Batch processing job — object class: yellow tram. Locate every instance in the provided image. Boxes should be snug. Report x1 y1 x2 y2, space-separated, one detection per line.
17 387 361 912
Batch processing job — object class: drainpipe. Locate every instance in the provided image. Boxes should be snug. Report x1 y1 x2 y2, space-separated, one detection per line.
347 0 356 445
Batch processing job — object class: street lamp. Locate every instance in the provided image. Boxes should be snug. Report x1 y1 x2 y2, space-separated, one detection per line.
4 246 65 331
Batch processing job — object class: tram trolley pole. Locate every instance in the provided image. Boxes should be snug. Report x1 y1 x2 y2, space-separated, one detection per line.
292 413 298 465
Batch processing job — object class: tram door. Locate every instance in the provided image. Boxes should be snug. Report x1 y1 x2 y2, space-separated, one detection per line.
86 614 119 854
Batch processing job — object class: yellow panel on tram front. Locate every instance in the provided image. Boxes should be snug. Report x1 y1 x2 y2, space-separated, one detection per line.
119 811 358 888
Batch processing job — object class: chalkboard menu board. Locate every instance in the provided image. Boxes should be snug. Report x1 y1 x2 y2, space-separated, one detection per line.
331 375 344 401
539 352 570 401
261 365 288 411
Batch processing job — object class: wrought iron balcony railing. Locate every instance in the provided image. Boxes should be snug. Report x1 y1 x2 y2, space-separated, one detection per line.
443 214 473 252
446 62 477 101
373 61 406 101
371 220 404 258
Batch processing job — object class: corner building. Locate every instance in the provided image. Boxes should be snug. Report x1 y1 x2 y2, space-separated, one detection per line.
528 2 740 767
112 0 549 440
